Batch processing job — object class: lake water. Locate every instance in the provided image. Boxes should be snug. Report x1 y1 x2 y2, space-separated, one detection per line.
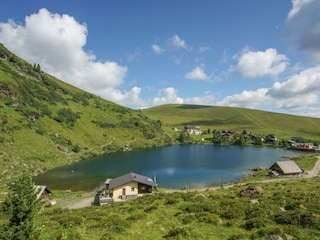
34 145 302 191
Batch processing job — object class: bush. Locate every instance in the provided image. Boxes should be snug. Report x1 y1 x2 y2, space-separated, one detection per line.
126 213 145 221
164 226 190 239
165 198 180 205
244 217 268 229
274 210 320 229
195 212 220 224
256 227 283 238
55 108 80 125
227 232 247 240
72 144 80 153
52 228 82 240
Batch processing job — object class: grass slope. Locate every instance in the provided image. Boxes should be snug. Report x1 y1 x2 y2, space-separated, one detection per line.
0 44 172 190
142 104 320 142
1 177 319 239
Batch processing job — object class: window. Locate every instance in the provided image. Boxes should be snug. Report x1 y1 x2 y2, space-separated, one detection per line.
131 187 135 192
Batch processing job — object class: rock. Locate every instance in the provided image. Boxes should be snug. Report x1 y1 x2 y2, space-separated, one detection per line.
239 186 264 197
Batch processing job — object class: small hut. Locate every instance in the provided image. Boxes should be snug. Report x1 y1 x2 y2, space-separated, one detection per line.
35 185 52 201
269 160 302 176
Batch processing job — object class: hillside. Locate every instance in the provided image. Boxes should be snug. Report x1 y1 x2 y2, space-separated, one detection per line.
0 44 172 188
142 104 320 142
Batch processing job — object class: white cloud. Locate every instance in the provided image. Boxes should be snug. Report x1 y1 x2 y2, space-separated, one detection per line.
267 65 320 111
285 0 320 61
183 92 215 105
152 44 165 54
217 65 320 116
287 0 315 20
169 34 192 51
152 87 184 106
151 87 215 107
236 48 289 78
0 8 143 106
185 65 209 81
217 88 270 109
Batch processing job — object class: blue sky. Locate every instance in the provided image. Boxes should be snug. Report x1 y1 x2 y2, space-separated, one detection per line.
1 0 320 117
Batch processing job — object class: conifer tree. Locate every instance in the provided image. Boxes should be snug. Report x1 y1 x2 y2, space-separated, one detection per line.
2 170 40 239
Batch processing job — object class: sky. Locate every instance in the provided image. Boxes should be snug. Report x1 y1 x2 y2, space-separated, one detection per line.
1 1 320 118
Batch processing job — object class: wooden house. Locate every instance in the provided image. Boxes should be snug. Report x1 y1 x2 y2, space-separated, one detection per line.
35 185 52 201
106 172 157 200
185 125 202 135
269 160 302 177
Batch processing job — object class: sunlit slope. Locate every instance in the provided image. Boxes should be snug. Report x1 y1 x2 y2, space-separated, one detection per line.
142 104 320 141
0 43 171 186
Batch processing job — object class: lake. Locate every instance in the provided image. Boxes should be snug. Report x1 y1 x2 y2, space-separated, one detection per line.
34 145 303 191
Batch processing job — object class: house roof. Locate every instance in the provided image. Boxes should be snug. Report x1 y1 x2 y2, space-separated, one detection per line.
108 172 157 189
34 185 52 200
185 125 200 129
270 160 302 174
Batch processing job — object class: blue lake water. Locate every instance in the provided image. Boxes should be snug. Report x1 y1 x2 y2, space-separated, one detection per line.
34 145 303 191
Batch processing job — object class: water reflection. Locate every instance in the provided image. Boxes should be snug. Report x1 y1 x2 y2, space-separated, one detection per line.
34 145 302 191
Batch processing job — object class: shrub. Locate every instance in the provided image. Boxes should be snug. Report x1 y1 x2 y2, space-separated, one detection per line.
244 217 268 229
227 232 247 240
256 227 283 238
51 228 82 240
195 212 220 224
165 198 180 205
72 144 80 153
144 204 158 213
274 210 320 229
55 108 80 125
126 213 145 221
245 205 271 219
178 213 196 224
164 226 191 239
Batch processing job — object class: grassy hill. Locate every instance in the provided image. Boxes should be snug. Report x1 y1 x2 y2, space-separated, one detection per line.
0 44 172 189
142 104 320 142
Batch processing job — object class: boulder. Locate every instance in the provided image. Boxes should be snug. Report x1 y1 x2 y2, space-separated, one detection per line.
239 186 264 197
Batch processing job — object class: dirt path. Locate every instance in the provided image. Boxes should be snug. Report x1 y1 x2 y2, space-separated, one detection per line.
65 196 95 209
305 156 320 177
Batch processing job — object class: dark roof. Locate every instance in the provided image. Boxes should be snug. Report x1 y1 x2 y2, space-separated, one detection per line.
270 160 302 174
108 172 157 189
34 185 52 200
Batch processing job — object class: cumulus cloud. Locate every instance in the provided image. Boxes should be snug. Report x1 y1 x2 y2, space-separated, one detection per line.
217 65 320 116
217 88 270 109
169 34 192 51
285 0 320 62
152 87 184 106
0 8 143 106
236 48 289 78
267 65 320 110
151 87 215 107
183 92 215 105
152 44 165 54
185 65 210 81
